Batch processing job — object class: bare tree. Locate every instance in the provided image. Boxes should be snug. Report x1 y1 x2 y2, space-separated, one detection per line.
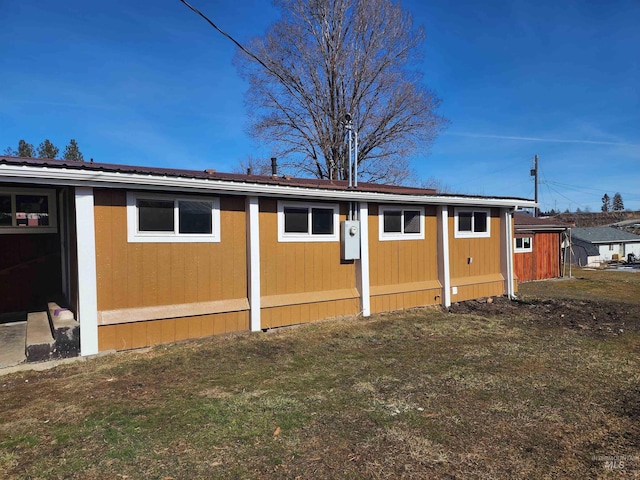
235 0 447 184
234 155 274 176
421 176 454 193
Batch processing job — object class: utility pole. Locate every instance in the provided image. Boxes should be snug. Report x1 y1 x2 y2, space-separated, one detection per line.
530 154 539 217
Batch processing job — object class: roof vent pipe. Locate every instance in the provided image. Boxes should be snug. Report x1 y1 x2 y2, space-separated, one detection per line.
271 157 277 176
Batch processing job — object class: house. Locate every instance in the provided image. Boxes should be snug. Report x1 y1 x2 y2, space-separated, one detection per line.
513 213 570 282
0 156 535 359
569 227 640 266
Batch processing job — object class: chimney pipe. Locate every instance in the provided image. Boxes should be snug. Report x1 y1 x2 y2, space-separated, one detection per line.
271 157 277 176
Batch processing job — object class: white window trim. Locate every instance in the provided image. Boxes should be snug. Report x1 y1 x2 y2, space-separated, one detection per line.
277 200 339 242
514 236 533 253
378 205 425 241
454 208 491 238
126 191 220 243
0 187 57 234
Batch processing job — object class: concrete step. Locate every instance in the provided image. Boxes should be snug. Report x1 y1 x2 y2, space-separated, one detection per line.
26 311 53 362
47 302 80 359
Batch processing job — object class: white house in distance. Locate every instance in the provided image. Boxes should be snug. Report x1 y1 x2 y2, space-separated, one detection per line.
570 227 640 265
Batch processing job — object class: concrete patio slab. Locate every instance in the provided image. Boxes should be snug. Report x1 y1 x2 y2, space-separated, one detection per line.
0 321 27 368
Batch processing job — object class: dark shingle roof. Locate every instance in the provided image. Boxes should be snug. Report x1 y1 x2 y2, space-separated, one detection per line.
571 227 640 244
513 213 570 233
571 237 600 256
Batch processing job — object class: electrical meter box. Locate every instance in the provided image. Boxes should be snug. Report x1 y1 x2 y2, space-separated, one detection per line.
341 220 361 260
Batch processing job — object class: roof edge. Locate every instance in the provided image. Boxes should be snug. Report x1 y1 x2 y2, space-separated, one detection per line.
0 157 537 209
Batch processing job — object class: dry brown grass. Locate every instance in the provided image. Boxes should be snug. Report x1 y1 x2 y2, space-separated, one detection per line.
519 266 640 304
1 269 639 478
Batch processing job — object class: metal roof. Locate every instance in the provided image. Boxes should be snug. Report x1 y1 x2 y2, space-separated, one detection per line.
0 156 536 208
0 156 440 195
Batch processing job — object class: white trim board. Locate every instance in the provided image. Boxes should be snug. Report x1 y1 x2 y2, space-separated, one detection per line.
75 187 99 356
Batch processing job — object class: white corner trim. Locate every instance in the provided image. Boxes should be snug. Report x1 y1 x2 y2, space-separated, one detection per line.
503 209 515 298
358 202 371 317
438 206 451 307
247 197 262 331
75 187 99 356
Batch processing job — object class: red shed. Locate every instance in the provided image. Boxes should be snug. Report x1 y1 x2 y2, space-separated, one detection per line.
513 213 570 283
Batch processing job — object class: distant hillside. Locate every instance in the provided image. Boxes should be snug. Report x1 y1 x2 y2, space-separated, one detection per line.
552 211 640 233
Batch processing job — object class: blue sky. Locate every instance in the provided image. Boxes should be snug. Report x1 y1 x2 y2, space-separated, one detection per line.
1 0 638 212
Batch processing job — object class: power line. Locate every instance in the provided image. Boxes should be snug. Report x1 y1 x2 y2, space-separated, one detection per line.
179 0 304 103
542 180 639 200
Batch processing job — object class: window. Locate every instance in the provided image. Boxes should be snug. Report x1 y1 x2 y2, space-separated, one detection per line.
378 205 425 240
0 188 57 234
278 201 339 242
514 237 532 253
454 208 491 238
127 192 220 243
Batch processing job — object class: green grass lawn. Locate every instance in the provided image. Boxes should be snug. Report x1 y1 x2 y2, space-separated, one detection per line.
1 268 639 478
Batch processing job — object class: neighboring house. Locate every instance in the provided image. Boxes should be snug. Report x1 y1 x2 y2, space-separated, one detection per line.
513 213 570 282
0 156 535 357
569 227 640 266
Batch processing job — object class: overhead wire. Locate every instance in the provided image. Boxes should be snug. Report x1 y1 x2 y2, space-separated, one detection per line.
178 0 304 103
542 180 638 201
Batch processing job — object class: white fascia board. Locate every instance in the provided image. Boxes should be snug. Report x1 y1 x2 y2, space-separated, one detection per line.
590 239 640 245
0 164 537 209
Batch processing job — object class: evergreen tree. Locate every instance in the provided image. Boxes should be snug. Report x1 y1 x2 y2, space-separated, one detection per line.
5 139 37 157
37 139 59 159
18 140 35 157
601 193 611 212
62 139 84 161
613 192 624 211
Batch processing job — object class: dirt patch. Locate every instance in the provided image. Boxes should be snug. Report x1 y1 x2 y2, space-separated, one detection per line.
448 295 640 336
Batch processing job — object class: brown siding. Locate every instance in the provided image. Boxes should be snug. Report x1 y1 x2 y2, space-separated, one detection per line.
98 311 249 351
368 204 441 313
514 232 561 282
258 198 358 328
448 209 505 302
93 189 248 350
